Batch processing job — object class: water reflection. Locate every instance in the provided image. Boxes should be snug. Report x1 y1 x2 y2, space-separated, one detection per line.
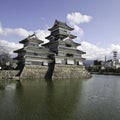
0 84 4 90
1 75 120 120
43 80 82 120
0 79 83 120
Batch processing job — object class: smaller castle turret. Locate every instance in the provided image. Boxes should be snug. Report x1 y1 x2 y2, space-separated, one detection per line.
14 33 52 77
14 34 51 68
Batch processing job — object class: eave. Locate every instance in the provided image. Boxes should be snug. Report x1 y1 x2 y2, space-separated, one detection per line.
45 34 77 40
14 48 25 53
20 37 43 44
76 49 86 54
48 20 74 31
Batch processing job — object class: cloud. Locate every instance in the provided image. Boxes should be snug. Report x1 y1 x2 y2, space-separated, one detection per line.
35 29 50 43
0 30 50 56
0 28 50 42
66 12 120 60
79 41 120 60
0 22 2 33
0 21 50 57
67 12 92 39
67 12 92 25
72 24 84 36
0 24 31 37
0 22 50 41
0 40 23 55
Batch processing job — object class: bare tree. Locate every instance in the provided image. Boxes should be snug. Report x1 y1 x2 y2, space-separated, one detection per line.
0 46 15 70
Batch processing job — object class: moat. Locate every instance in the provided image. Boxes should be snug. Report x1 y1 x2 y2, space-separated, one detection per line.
0 75 120 120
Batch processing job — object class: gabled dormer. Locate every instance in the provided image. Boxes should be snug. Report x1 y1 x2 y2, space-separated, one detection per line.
46 20 77 41
20 33 43 48
48 20 73 36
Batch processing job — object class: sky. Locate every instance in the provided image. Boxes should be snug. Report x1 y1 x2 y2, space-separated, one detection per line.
0 0 120 60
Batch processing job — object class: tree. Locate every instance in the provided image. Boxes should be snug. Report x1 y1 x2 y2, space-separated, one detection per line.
0 52 14 70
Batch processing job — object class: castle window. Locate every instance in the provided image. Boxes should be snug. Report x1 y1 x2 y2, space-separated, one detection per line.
34 53 38 56
66 53 73 57
65 44 72 47
59 28 68 34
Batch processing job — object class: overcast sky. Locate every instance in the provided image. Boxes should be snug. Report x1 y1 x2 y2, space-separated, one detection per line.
0 0 120 60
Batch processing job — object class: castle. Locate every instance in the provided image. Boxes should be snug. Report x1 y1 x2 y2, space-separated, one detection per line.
14 20 90 80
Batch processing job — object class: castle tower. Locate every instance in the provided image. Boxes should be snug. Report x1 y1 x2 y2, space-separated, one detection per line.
14 33 51 78
43 20 85 65
43 20 90 79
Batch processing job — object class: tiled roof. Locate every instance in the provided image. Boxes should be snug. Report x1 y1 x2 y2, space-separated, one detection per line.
48 20 74 31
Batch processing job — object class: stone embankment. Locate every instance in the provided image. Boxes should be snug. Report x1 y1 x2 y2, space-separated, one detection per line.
52 65 91 80
0 65 91 81
20 65 48 80
0 70 19 80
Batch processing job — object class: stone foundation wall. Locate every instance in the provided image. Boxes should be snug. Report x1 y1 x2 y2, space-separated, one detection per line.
52 65 91 80
0 70 19 79
20 65 48 80
0 65 91 80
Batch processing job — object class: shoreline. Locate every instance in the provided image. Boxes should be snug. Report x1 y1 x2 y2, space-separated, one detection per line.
92 72 120 76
